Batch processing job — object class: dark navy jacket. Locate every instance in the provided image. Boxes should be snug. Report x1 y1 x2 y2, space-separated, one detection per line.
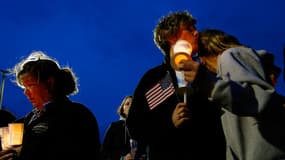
18 97 101 160
126 63 225 160
101 120 131 160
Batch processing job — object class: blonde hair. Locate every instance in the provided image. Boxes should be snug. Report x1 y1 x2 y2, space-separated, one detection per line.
198 29 242 57
117 95 132 118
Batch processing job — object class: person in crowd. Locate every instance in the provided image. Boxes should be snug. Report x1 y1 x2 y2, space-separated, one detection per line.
0 109 16 151
257 50 282 87
283 45 285 82
0 109 16 128
177 29 285 160
101 95 136 160
0 51 101 160
126 11 225 160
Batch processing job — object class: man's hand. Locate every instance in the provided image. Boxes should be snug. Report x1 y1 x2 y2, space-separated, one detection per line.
0 145 22 160
123 153 134 160
178 59 200 83
0 149 16 160
172 103 191 128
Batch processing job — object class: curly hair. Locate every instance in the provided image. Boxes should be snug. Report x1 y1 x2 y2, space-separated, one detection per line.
153 11 197 58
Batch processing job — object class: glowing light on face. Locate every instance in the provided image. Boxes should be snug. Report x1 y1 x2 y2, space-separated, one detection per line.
171 40 192 69
20 73 51 110
174 54 189 66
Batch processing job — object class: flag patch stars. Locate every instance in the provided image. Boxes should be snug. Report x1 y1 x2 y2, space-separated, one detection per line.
145 73 175 110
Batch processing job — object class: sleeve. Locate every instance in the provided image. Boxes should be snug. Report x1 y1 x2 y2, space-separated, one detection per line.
126 73 151 158
126 78 150 140
211 48 275 115
100 123 114 160
70 104 101 160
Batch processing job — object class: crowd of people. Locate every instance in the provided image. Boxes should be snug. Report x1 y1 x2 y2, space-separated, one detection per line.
0 10 284 160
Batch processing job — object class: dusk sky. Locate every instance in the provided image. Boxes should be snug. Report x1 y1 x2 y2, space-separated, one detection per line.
0 0 284 141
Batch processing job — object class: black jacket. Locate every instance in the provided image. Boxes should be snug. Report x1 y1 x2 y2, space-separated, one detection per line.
101 120 131 160
18 97 101 160
126 63 225 160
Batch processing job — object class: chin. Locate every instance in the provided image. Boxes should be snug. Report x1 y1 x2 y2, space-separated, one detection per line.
33 104 41 109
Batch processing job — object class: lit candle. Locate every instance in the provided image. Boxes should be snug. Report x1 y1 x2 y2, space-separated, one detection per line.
0 127 10 150
8 123 24 146
172 39 193 69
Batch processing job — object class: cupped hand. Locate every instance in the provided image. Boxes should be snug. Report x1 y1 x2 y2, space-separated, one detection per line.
178 59 200 83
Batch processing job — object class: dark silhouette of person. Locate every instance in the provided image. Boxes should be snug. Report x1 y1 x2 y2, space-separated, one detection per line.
101 96 134 160
0 109 16 127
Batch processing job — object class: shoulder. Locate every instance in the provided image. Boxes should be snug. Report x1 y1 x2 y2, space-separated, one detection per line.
220 47 261 67
105 120 125 133
69 102 94 116
55 100 98 123
110 120 125 127
137 63 169 86
142 64 166 78
222 47 259 59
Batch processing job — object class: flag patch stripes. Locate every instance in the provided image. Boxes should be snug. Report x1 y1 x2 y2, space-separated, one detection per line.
145 73 175 110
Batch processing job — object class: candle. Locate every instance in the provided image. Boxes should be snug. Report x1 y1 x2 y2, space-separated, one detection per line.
0 127 9 150
8 123 24 146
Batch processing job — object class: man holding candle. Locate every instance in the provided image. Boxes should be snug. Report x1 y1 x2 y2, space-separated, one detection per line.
126 11 225 160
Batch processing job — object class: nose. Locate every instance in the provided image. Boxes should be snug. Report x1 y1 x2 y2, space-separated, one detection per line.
193 30 199 38
24 88 31 97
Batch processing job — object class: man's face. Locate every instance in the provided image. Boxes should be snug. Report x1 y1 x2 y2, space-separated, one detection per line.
168 25 199 69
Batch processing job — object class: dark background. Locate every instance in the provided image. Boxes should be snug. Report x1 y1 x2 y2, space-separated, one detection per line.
0 0 284 141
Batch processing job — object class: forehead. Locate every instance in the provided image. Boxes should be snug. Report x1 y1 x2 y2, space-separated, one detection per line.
168 24 197 45
19 73 37 84
180 23 196 31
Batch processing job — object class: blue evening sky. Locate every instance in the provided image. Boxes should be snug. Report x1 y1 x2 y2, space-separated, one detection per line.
0 0 284 141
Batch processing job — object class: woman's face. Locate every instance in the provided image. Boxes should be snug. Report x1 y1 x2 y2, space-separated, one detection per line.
123 97 132 117
20 73 52 110
199 55 219 74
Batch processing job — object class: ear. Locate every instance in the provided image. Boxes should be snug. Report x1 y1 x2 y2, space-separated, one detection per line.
47 77 55 88
168 38 177 46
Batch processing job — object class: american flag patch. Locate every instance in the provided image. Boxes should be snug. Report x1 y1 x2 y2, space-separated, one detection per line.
145 72 175 110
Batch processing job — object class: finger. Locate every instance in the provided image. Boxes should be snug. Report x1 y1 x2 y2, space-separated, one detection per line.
175 103 187 111
0 153 14 160
176 102 187 107
182 112 191 119
179 60 194 70
178 110 191 119
175 117 190 128
180 117 191 122
184 72 197 82
179 105 190 111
